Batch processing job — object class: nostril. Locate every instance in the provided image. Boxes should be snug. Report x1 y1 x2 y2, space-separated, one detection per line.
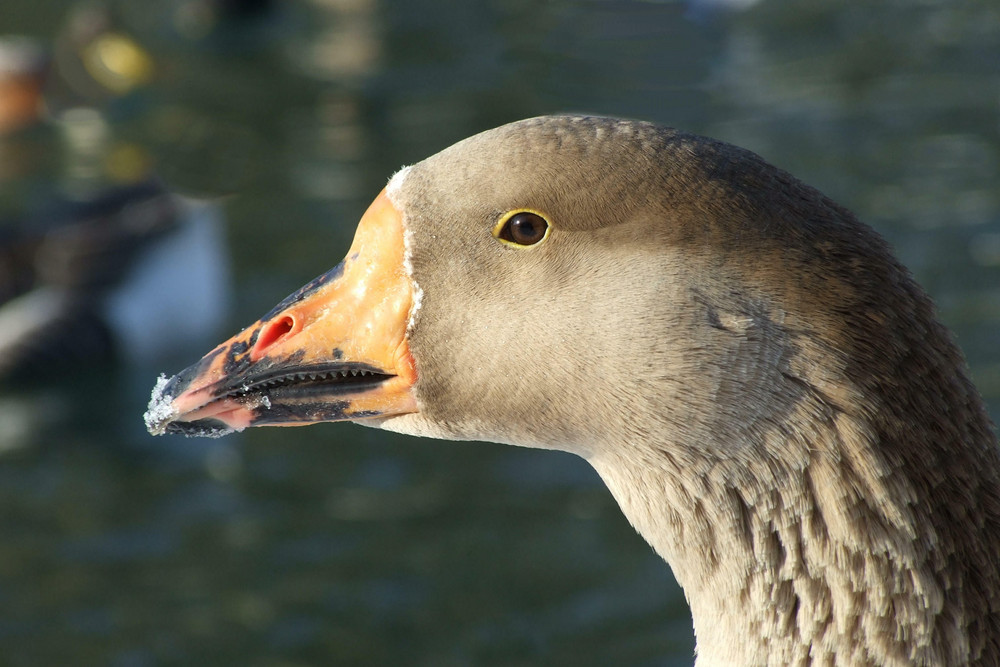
251 315 296 361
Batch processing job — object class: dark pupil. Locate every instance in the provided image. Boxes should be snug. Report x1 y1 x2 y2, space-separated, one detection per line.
508 213 546 244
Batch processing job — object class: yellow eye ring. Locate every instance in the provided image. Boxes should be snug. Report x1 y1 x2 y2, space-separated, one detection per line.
492 209 551 248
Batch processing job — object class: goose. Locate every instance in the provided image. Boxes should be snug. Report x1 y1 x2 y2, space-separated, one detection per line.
145 115 1000 665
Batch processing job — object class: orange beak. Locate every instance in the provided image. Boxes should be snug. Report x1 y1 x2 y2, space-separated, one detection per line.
144 190 418 437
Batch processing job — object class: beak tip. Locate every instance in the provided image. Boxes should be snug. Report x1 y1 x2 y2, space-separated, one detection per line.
144 373 178 436
144 371 250 438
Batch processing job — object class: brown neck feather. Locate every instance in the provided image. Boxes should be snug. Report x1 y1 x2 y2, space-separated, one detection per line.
592 279 1000 665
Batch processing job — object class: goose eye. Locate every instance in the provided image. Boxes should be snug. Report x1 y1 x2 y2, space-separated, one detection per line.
496 211 550 247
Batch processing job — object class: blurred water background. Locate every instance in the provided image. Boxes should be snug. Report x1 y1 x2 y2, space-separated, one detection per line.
0 1 997 665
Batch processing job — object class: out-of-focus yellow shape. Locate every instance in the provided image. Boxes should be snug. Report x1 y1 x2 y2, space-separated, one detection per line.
82 33 154 94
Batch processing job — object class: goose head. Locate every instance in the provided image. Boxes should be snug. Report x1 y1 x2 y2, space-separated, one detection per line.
146 116 1000 665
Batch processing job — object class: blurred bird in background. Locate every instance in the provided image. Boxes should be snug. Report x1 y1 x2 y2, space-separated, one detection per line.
0 4 232 386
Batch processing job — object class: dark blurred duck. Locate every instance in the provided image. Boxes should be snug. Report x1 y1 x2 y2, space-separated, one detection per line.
0 35 229 383
0 180 229 382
